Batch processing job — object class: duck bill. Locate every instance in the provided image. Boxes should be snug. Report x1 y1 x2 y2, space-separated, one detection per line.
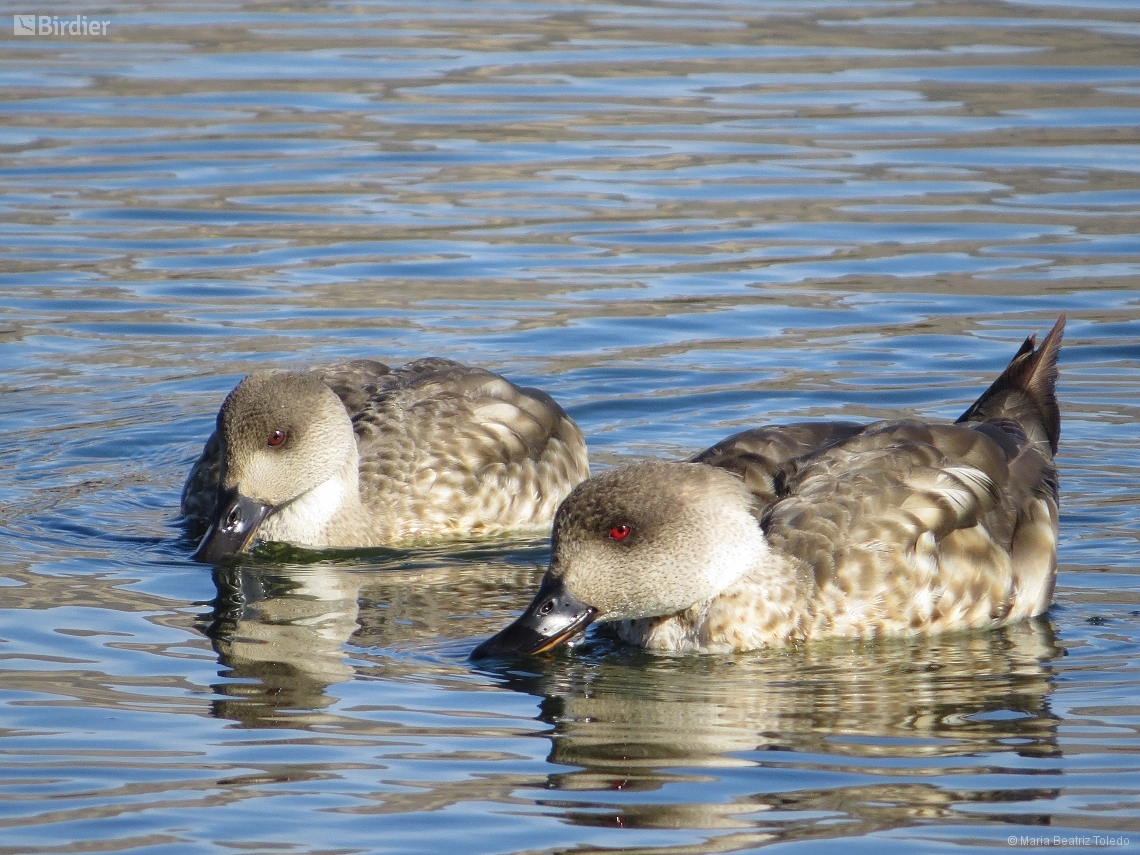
471 575 597 660
192 485 272 564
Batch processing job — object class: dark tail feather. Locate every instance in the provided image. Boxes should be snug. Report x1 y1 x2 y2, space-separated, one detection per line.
957 315 1065 455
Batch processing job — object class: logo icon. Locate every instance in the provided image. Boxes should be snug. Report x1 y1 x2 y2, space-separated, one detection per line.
13 14 35 35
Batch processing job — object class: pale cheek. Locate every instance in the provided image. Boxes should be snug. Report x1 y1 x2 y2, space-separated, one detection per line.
563 549 631 617
586 562 706 621
248 455 292 504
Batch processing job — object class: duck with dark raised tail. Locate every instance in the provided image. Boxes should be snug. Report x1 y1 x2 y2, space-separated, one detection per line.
182 357 589 562
472 317 1064 658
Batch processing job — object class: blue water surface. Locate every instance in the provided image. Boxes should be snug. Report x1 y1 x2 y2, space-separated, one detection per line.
0 1 1138 853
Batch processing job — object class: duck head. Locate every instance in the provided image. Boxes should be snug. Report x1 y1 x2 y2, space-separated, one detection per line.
193 371 359 563
471 461 768 659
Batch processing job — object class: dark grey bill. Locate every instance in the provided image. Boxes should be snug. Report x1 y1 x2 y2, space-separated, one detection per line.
192 485 272 563
471 574 597 660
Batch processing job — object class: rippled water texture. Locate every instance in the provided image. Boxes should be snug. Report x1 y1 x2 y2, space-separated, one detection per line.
1 1 1139 853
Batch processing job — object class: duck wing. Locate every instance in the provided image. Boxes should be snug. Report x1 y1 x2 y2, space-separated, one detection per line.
346 358 589 536
739 318 1062 634
311 359 393 415
692 421 867 510
763 417 1057 633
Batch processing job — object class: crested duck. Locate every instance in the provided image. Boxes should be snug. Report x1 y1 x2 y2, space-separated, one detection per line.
182 357 589 562
473 317 1064 657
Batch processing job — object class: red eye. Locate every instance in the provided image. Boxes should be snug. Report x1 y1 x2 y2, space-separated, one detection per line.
267 429 287 448
609 524 631 541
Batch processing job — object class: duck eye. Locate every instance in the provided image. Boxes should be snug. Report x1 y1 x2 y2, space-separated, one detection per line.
609 524 631 541
267 429 287 448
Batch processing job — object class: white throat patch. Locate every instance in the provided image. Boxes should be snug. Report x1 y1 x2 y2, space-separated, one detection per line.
700 504 769 594
258 473 350 548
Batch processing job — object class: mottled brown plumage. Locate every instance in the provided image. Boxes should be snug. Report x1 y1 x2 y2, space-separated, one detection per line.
473 317 1064 658
182 358 589 560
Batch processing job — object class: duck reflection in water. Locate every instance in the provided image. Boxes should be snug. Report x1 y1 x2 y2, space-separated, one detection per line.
202 563 365 726
196 553 1065 847
199 546 548 728
476 619 1063 846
